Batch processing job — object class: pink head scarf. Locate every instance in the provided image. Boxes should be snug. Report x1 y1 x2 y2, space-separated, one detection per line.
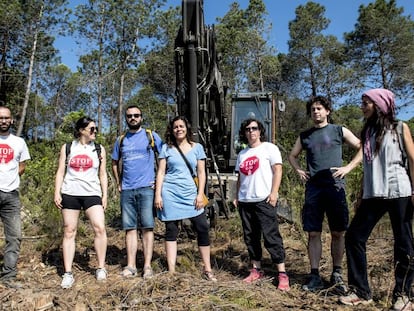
362 88 396 118
362 88 396 162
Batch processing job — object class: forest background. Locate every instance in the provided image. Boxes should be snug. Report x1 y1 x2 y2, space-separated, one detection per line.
2 0 414 309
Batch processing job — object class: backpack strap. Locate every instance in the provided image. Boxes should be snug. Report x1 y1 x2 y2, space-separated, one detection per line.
65 142 72 165
396 121 408 169
93 142 102 166
118 133 126 159
145 129 158 154
145 129 159 168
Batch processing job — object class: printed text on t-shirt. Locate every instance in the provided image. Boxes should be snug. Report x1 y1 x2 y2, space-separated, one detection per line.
239 156 259 175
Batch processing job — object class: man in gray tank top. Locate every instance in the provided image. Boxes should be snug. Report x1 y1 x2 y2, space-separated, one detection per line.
289 96 362 294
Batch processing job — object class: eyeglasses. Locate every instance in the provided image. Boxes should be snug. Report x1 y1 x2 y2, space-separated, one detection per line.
126 113 142 119
88 127 97 134
245 126 259 132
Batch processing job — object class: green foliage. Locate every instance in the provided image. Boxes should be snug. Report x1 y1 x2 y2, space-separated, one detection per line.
20 141 62 238
287 1 354 98
345 0 414 96
216 0 273 92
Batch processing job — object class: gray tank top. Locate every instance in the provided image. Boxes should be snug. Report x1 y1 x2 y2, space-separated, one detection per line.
300 124 344 185
363 127 411 199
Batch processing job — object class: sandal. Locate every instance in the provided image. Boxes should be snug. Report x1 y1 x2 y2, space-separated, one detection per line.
202 270 217 282
142 266 154 279
120 266 137 278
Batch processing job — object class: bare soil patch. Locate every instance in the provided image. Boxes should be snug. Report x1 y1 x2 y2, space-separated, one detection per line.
0 215 395 310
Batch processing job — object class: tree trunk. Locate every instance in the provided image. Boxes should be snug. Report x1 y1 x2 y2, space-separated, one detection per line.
17 4 43 137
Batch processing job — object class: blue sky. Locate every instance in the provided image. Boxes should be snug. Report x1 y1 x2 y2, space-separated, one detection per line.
54 0 414 119
202 0 414 53
56 0 414 70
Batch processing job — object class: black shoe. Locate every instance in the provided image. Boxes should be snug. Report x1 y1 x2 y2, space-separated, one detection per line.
330 271 347 295
302 274 324 292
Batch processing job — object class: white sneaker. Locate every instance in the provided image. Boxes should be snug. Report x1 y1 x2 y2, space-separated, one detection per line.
96 268 107 281
393 296 412 310
61 272 74 289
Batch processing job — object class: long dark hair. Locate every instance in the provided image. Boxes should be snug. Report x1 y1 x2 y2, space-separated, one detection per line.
74 116 94 138
165 116 193 146
361 95 398 155
238 118 266 145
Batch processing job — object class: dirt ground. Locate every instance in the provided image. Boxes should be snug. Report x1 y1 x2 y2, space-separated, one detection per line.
0 215 398 310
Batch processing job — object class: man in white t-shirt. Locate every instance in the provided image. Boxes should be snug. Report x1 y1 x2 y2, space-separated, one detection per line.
0 106 30 287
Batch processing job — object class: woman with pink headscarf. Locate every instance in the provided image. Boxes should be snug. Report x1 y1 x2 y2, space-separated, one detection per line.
339 89 414 310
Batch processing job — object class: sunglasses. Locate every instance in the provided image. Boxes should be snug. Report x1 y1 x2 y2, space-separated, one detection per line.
88 127 97 134
245 126 259 132
126 113 142 119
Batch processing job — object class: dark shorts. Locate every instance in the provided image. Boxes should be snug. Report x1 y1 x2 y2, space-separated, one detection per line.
302 182 348 232
61 194 102 211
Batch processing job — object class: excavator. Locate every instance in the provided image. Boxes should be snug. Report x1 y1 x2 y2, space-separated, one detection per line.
174 0 280 226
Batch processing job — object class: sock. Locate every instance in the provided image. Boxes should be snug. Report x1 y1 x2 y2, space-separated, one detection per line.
333 266 342 274
311 268 319 275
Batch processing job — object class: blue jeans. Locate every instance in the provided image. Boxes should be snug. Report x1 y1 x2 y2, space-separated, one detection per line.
0 190 21 279
121 187 155 230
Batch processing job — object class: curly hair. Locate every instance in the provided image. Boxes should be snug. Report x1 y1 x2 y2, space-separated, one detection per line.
306 95 333 121
238 118 266 145
74 116 94 138
164 116 193 146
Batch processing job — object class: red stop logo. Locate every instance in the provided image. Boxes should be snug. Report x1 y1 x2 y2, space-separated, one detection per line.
239 156 259 175
0 144 14 164
69 154 93 172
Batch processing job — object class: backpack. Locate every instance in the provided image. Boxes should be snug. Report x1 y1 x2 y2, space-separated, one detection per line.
65 141 102 167
396 121 409 172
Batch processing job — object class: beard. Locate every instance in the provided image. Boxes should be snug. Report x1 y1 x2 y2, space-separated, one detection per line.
127 121 141 130
0 123 11 133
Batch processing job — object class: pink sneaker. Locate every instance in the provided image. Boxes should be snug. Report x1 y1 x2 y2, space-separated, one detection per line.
243 268 264 283
277 273 290 291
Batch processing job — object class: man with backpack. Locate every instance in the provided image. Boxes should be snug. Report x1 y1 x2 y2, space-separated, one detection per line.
112 105 163 279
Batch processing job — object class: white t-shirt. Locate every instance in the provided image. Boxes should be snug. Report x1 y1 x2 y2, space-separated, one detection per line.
235 142 282 202
0 134 30 192
61 140 102 196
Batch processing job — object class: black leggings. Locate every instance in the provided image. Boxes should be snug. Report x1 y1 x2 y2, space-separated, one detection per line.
165 213 210 246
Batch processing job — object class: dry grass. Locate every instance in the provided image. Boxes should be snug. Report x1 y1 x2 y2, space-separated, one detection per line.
0 212 398 310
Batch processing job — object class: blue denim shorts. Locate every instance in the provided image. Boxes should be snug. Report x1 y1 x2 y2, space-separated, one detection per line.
120 187 155 230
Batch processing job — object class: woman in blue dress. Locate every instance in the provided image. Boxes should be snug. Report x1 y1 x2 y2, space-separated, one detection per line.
154 116 216 281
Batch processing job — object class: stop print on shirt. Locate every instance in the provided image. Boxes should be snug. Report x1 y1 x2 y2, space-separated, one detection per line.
239 156 259 175
70 154 93 172
0 144 14 164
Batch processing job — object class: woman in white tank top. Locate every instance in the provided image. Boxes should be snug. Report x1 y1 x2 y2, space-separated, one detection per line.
54 117 108 289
